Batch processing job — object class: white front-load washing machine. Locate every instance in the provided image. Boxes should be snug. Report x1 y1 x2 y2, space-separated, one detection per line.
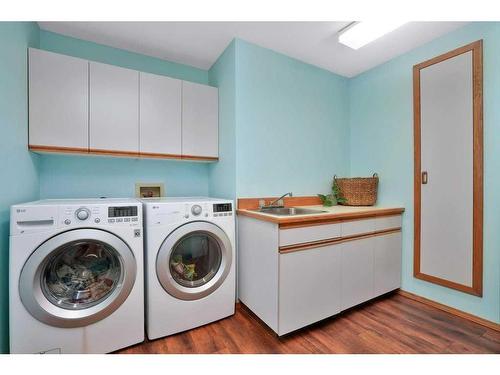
142 197 235 339
9 198 144 353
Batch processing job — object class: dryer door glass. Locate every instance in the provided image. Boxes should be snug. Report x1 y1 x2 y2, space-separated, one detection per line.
169 232 222 288
42 240 122 310
156 221 233 301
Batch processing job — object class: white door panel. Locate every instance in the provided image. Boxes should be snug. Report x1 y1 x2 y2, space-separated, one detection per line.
139 72 182 155
419 52 473 286
29 48 88 149
373 232 402 296
90 62 139 153
279 244 341 335
341 238 373 310
182 81 218 158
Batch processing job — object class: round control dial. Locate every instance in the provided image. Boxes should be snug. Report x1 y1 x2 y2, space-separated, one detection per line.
75 208 90 221
191 205 202 216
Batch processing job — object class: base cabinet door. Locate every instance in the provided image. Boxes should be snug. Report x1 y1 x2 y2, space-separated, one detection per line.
373 232 402 296
182 81 218 158
279 245 341 336
341 238 374 310
29 48 89 150
90 62 139 153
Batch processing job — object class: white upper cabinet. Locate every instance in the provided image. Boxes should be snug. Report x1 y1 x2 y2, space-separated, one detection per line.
182 81 219 158
28 49 219 160
139 72 182 155
89 62 139 153
29 48 89 150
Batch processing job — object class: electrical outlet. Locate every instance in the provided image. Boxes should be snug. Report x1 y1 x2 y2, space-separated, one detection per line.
135 183 165 198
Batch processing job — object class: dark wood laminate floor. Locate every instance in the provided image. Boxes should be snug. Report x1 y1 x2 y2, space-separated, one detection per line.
117 293 500 354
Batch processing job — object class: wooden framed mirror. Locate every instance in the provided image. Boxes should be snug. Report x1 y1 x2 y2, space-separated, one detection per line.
413 40 483 296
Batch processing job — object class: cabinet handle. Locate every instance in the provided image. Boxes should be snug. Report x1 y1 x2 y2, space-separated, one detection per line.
422 171 428 184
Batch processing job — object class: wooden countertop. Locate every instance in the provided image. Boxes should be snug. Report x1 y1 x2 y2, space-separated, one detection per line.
236 205 405 226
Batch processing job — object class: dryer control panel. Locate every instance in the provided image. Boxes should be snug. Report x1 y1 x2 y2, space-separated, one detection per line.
146 201 233 226
212 203 233 218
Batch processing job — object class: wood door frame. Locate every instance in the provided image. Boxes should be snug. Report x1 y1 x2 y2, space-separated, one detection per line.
413 40 483 297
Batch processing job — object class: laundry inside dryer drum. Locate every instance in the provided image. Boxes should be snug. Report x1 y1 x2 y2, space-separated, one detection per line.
169 232 222 288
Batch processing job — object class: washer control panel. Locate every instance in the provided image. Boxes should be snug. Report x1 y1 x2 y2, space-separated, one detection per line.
59 204 141 227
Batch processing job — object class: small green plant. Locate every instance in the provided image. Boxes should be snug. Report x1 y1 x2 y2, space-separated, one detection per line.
333 181 347 204
318 193 336 207
318 180 346 206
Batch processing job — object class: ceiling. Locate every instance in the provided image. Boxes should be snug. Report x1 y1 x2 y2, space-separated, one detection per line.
38 22 468 78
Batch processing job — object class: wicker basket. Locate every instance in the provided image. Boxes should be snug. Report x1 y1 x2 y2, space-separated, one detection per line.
334 173 379 206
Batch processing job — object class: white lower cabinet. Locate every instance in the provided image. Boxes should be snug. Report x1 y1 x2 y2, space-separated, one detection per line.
238 213 403 336
341 238 375 310
279 244 341 335
373 232 402 296
340 233 402 311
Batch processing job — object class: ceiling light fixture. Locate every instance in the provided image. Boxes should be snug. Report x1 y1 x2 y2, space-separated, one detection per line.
338 21 407 50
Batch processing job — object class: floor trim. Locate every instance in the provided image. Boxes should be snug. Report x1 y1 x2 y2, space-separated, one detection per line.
397 290 500 332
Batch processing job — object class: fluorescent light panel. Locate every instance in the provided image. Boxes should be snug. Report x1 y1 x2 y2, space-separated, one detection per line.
338 21 407 50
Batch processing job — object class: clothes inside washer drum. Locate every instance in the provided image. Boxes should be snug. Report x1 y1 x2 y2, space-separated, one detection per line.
42 240 122 310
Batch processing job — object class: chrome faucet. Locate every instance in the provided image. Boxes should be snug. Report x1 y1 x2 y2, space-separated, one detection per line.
262 192 293 209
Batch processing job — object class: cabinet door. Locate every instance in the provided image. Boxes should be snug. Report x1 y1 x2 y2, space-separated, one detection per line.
181 81 218 158
279 222 341 247
139 72 182 155
29 48 88 149
341 238 374 310
90 62 139 153
279 245 341 335
373 232 402 296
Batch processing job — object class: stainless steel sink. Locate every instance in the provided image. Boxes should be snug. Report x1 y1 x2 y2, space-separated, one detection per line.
254 207 327 216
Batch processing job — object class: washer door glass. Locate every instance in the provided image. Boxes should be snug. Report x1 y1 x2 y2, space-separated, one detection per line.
169 232 222 288
42 240 122 310
157 221 232 301
19 229 137 328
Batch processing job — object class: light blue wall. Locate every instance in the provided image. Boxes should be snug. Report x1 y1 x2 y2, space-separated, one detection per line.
39 155 209 198
0 22 40 353
37 30 211 199
349 22 500 323
234 40 350 197
208 41 237 200
39 30 208 84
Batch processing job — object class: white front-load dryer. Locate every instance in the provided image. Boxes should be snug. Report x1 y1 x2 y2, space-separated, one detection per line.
9 198 144 353
142 197 236 339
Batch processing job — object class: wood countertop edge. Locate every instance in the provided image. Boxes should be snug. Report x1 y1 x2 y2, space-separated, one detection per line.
236 207 405 225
